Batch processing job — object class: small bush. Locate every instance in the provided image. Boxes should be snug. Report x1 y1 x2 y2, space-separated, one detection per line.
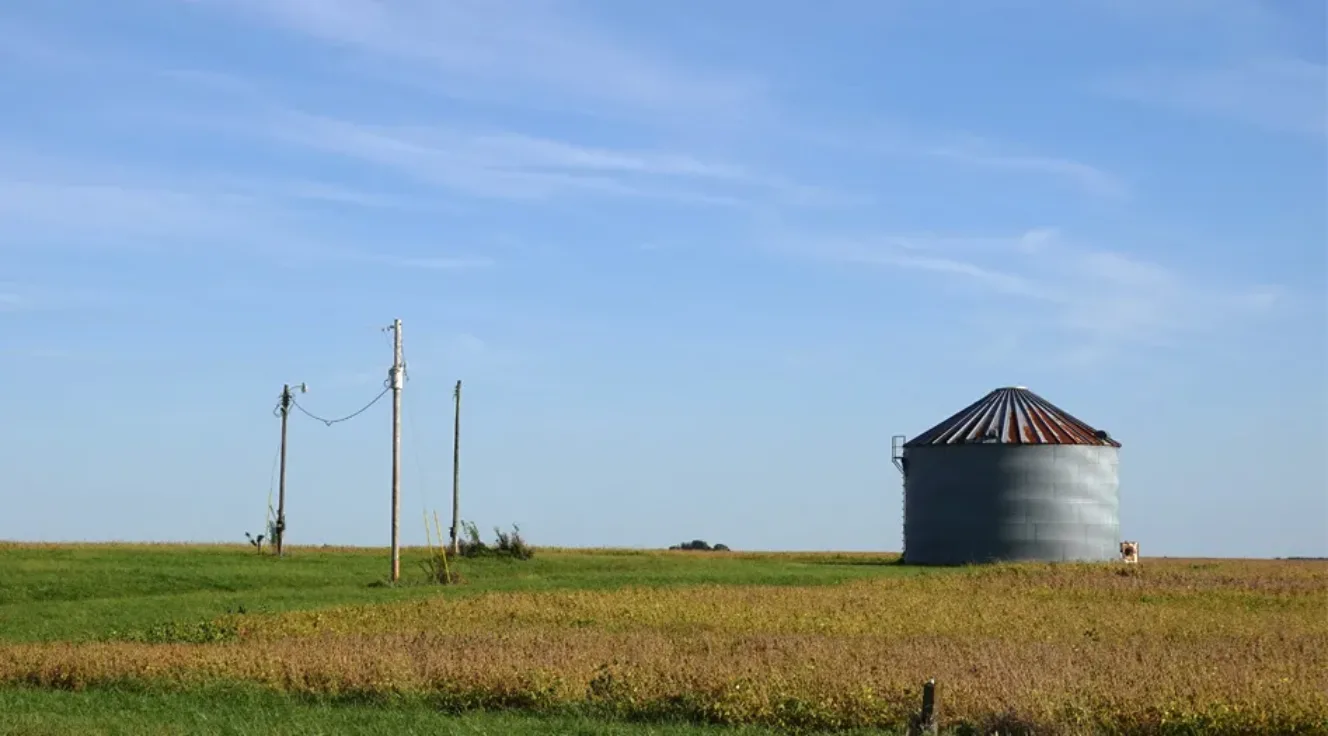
495 524 535 560
420 548 464 585
669 540 731 552
457 521 488 557
456 521 535 561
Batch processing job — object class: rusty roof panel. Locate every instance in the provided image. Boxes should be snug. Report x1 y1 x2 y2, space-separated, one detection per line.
903 387 1121 447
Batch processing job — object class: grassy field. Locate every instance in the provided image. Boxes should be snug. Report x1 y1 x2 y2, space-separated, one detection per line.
0 544 917 643
1 544 1325 735
0 686 848 736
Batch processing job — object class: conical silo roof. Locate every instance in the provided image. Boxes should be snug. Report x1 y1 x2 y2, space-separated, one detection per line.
903 386 1120 447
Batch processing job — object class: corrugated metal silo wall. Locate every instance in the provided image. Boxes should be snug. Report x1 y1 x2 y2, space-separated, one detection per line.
902 444 1120 564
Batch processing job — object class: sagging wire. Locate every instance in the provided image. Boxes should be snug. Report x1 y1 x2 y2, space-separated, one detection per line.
291 335 406 427
291 385 390 426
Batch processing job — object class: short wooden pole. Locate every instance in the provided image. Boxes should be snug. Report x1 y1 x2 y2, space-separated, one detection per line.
918 678 938 735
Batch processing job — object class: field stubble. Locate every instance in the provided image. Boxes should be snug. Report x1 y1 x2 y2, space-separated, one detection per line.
2 558 1326 734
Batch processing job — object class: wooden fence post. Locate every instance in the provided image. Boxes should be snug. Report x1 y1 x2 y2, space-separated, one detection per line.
918 678 938 735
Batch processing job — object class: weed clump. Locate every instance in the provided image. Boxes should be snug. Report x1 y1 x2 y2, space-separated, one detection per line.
457 521 535 561
420 548 465 586
421 513 465 585
110 619 239 645
243 532 266 554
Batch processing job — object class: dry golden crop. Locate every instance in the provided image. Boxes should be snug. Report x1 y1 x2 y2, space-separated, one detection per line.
3 558 1326 734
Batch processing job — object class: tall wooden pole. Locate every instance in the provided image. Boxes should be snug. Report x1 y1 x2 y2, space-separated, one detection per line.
276 384 291 557
451 379 461 556
389 319 404 582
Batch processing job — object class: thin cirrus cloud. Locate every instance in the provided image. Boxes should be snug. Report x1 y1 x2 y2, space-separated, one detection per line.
5 4 1112 209
0 179 255 251
143 45 1104 206
206 109 844 209
0 169 494 271
1102 59 1328 139
0 283 118 314
1084 0 1295 45
194 0 766 121
352 254 496 271
788 123 1127 199
924 145 1129 199
1086 0 1327 139
771 226 1284 361
0 290 28 312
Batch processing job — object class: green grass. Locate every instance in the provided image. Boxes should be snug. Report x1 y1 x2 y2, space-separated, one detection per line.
0 686 891 735
6 546 1321 734
0 543 917 642
0 545 916 735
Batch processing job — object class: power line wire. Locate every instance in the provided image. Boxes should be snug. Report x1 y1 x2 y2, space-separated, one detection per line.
291 383 391 426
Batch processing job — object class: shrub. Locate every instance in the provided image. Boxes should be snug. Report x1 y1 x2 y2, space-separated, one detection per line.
669 540 731 552
494 524 535 561
456 521 535 561
457 521 488 557
420 547 464 585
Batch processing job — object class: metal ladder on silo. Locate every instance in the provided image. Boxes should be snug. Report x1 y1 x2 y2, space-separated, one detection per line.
892 435 907 558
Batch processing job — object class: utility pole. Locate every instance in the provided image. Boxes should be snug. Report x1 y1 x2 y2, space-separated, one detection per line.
451 379 461 556
388 319 404 582
275 382 306 557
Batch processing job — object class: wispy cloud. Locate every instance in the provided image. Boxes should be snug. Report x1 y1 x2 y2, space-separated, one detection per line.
781 234 1044 298
0 17 96 69
0 179 264 252
926 144 1128 198
1086 0 1326 139
0 282 115 314
228 179 435 212
774 227 1284 362
0 291 28 312
1085 0 1297 47
194 0 765 122
792 124 1125 199
0 153 497 269
1103 59 1327 139
197 109 846 208
348 253 495 271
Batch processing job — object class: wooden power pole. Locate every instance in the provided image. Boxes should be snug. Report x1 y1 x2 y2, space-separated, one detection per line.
388 319 404 582
451 379 461 556
274 381 305 557
276 385 291 557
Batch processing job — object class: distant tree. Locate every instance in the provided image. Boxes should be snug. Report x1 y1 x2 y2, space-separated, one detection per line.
668 539 731 552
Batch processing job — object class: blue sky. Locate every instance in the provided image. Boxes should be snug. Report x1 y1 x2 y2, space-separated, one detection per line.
1 0 1324 557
